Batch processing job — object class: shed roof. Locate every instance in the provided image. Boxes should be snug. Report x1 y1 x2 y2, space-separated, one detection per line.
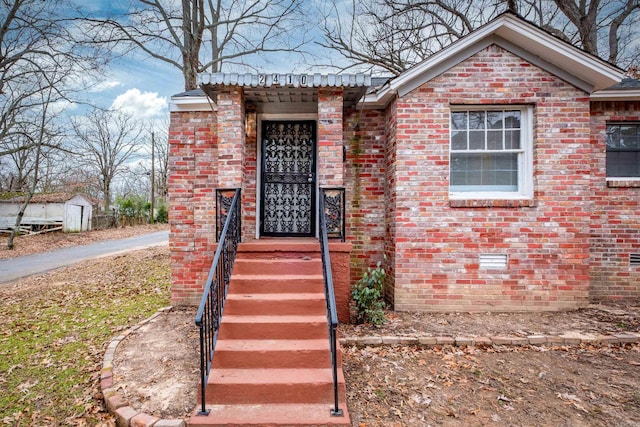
0 193 93 204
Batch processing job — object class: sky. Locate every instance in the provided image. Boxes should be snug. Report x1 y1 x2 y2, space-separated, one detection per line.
76 0 331 122
77 1 184 121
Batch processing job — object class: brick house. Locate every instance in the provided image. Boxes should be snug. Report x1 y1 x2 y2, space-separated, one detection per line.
168 12 640 315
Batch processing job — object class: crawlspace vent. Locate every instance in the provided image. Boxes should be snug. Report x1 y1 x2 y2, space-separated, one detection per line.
479 254 508 269
630 254 640 266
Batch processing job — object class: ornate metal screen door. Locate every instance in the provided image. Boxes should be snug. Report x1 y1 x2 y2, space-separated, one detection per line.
260 121 316 237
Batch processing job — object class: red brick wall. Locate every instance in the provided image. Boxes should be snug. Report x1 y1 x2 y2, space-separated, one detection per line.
318 88 344 186
169 109 218 305
344 109 387 293
384 102 398 305
384 45 591 311
590 101 640 300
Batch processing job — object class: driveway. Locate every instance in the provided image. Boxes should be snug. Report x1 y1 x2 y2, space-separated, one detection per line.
0 230 169 284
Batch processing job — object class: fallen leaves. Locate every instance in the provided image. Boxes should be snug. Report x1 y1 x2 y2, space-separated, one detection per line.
344 342 640 426
0 246 170 424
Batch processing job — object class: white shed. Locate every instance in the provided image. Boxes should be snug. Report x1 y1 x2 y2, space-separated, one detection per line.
0 193 93 232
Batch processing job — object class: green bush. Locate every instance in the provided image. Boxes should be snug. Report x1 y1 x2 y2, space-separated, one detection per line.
155 204 168 223
352 259 387 325
115 195 148 219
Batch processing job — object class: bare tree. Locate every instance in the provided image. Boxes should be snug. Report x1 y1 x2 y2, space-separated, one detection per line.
0 0 101 149
320 0 640 75
83 0 308 91
7 84 65 248
71 109 144 211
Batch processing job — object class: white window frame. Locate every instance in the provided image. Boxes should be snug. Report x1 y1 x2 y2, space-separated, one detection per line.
449 105 533 200
605 122 640 180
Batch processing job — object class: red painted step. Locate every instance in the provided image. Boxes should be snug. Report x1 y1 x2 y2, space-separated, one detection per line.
189 403 350 426
223 293 327 316
217 315 328 340
233 258 322 275
212 339 331 369
203 368 345 405
229 274 325 294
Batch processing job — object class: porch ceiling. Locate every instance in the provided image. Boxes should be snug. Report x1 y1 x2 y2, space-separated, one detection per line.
198 72 371 113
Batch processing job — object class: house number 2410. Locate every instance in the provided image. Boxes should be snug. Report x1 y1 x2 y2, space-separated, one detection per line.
258 74 308 86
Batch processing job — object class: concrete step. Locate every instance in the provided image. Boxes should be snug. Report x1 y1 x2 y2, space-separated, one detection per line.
218 315 328 340
229 274 325 294
212 339 331 369
233 258 323 276
189 403 350 426
223 293 327 316
203 368 345 405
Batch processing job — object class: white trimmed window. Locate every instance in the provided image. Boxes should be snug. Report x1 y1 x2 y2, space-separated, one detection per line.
449 106 533 199
606 123 640 178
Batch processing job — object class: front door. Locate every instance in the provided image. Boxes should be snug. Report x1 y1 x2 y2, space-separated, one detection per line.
260 121 316 237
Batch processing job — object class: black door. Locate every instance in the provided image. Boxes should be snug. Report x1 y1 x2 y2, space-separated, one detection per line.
260 121 316 237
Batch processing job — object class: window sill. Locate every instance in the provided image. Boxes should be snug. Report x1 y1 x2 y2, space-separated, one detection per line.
606 178 640 188
449 198 536 208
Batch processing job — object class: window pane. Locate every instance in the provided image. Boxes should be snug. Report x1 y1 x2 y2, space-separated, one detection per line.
469 130 485 149
468 112 485 129
487 111 503 129
606 123 640 177
504 111 521 129
451 130 467 150
487 130 502 150
451 112 467 130
620 126 639 149
450 153 518 192
504 130 520 149
606 125 621 149
607 151 640 177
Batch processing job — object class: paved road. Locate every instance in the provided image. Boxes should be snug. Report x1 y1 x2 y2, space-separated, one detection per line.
0 230 169 284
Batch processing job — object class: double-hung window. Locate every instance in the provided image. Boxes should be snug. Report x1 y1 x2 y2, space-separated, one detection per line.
450 106 533 199
606 123 640 178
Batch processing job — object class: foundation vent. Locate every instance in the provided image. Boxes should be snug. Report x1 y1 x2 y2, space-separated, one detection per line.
630 254 640 266
479 254 508 269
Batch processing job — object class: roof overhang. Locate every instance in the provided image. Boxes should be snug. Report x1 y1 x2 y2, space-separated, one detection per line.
590 89 640 101
197 73 371 114
170 92 216 112
364 13 626 109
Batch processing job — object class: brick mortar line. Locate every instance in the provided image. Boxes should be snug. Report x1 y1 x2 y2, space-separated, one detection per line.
100 306 186 427
340 332 640 347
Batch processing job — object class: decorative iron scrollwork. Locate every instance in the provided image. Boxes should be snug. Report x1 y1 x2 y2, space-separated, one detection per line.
321 188 345 241
261 121 316 236
216 189 237 241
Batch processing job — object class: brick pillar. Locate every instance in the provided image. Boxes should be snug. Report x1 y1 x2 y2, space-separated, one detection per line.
217 88 245 189
318 88 344 186
168 109 217 305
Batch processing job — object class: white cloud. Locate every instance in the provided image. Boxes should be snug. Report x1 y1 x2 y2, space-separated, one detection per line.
90 80 122 93
110 88 168 119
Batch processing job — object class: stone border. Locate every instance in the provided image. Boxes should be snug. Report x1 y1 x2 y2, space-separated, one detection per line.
340 331 640 347
100 306 187 427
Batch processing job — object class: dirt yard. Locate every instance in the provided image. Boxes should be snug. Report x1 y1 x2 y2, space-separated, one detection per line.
2 228 639 426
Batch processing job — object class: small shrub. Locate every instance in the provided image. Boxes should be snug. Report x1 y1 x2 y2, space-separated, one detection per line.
155 204 168 223
352 259 387 325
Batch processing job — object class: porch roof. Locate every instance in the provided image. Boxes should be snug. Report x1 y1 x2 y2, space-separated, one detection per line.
197 73 371 113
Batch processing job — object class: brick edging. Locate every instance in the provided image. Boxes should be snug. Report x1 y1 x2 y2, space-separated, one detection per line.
339 332 640 347
100 306 187 427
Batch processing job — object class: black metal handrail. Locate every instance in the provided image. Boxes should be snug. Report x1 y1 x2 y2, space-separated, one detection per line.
319 188 344 417
195 188 241 416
